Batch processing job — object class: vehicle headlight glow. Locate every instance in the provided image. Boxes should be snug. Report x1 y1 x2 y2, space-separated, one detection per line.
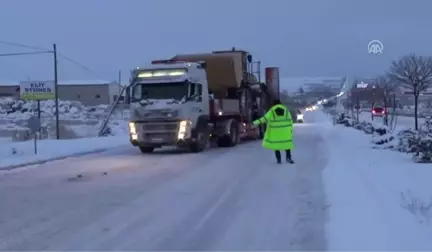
129 122 136 134
178 120 190 139
129 122 138 140
137 69 186 78
297 114 304 120
168 71 185 76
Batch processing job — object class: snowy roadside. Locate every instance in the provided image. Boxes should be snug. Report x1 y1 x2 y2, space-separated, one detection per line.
0 136 129 170
357 112 423 132
318 112 432 250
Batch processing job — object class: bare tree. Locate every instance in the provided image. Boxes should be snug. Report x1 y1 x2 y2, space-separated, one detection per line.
388 54 432 130
374 75 396 126
298 87 305 95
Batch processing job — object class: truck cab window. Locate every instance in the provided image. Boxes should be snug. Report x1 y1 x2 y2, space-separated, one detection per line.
189 83 195 97
131 82 189 102
189 83 202 102
195 84 202 102
197 84 202 96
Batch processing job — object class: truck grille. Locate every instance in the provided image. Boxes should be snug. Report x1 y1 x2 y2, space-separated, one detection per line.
142 132 177 144
142 123 178 131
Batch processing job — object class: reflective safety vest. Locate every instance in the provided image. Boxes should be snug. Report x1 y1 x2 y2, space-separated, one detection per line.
252 104 293 150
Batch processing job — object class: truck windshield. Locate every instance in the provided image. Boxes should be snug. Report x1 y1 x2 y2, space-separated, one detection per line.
131 82 188 102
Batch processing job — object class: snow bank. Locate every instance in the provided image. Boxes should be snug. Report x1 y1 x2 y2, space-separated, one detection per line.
322 119 432 250
333 111 432 163
0 136 129 169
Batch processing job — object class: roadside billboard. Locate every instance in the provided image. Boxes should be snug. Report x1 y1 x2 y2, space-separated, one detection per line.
20 80 55 100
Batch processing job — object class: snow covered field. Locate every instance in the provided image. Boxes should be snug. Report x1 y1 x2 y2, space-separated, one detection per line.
0 97 130 169
319 111 432 250
0 98 129 139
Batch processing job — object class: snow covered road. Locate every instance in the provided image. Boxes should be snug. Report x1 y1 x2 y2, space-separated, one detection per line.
0 114 328 251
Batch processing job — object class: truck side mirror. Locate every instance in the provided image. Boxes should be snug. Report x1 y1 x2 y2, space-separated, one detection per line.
198 62 207 69
247 55 252 63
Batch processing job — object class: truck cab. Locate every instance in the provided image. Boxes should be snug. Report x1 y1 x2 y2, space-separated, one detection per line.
127 49 276 154
128 62 210 153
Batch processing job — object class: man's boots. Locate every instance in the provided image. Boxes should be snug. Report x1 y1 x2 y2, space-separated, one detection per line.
275 151 282 164
286 151 294 163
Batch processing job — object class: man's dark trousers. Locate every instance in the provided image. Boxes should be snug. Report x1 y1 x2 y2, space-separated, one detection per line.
274 150 292 163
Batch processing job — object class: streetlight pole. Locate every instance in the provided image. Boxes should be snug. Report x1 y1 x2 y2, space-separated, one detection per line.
53 43 60 139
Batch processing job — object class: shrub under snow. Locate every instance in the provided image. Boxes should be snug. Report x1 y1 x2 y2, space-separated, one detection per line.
333 112 432 163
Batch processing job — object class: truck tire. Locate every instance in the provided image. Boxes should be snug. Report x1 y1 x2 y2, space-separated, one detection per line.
189 130 207 152
139 146 154 153
217 120 239 147
189 125 209 153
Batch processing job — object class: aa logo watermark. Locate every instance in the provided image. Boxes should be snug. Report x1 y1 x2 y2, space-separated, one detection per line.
368 40 384 54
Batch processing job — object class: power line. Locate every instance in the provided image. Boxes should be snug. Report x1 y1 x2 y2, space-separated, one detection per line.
0 40 48 51
0 40 100 77
0 51 52 57
58 53 99 76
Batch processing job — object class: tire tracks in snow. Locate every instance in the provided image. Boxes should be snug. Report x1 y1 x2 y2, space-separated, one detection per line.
0 145 238 250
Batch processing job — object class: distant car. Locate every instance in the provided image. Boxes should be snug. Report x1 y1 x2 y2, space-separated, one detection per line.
294 109 304 123
372 107 385 117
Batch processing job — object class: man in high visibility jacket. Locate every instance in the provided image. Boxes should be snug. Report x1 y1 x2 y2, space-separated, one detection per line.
252 99 294 164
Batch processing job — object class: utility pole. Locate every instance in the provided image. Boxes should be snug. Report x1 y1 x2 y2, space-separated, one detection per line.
118 70 122 93
53 43 60 139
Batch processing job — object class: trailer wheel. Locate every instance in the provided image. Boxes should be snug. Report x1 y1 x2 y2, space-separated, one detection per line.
217 120 239 147
139 146 154 153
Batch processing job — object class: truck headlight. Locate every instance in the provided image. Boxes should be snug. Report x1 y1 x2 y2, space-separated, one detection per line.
178 120 190 139
129 122 138 140
297 114 304 120
129 122 136 134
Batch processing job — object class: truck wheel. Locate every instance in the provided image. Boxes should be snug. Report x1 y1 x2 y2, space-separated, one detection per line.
189 130 208 153
217 120 239 147
139 146 154 153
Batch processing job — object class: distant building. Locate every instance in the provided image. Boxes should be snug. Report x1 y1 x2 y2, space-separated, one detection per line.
395 85 432 106
0 80 121 106
280 77 345 93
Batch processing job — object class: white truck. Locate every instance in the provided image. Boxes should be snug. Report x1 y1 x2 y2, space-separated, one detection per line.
126 49 279 153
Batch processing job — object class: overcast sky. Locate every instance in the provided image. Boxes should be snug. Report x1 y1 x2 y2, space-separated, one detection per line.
1 0 432 85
